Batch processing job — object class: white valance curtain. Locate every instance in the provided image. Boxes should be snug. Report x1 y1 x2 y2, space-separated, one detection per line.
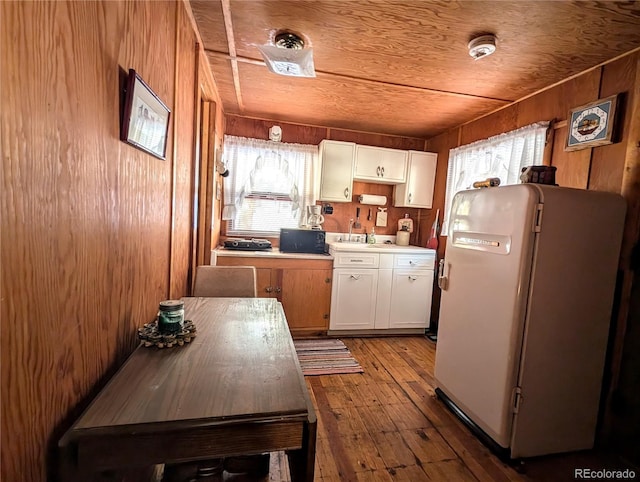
222 135 319 234
442 121 549 234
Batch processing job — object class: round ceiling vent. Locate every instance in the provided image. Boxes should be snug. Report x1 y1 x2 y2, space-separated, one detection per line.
274 31 305 50
468 34 497 60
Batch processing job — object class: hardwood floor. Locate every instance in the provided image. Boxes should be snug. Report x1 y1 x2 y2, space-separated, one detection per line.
274 336 633 482
151 336 633 482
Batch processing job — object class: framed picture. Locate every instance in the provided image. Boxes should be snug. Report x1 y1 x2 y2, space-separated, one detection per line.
565 94 618 151
121 69 171 159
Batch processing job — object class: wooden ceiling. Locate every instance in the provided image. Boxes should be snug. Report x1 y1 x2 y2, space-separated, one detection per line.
190 1 640 139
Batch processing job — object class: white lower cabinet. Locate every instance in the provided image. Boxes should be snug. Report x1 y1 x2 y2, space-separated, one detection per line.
388 270 433 328
330 249 435 332
330 268 378 330
374 268 393 329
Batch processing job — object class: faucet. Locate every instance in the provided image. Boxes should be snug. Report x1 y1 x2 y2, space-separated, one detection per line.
348 219 354 241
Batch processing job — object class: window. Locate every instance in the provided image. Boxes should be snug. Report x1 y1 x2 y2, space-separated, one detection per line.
222 135 318 236
442 122 549 235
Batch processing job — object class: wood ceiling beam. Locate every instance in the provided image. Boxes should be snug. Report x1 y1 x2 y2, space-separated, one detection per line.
220 0 244 110
204 48 511 104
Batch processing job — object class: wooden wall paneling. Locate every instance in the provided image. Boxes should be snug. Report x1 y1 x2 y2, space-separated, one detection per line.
211 105 226 249
170 2 198 299
224 114 327 145
423 129 459 250
196 99 215 269
459 106 518 146
193 87 206 274
196 44 224 265
321 181 421 238
328 129 425 151
423 128 460 326
111 0 176 371
0 1 192 481
207 104 219 257
193 44 222 273
603 52 640 457
550 126 592 189
518 68 602 189
182 0 223 106
517 68 602 128
590 54 638 193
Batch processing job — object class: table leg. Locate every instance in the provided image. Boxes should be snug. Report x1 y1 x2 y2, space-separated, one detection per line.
287 419 317 482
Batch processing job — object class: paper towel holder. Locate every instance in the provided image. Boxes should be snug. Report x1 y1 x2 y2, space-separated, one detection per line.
358 194 387 206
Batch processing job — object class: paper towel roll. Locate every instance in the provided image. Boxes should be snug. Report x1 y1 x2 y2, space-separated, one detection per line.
358 194 387 206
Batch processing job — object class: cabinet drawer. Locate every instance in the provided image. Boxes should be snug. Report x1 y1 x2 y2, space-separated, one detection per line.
333 252 380 268
394 254 435 269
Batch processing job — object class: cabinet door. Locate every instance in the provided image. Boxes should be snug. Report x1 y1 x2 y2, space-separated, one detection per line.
380 148 408 182
393 151 437 208
389 269 433 329
256 268 276 298
319 140 355 202
374 269 393 329
354 145 383 179
279 268 332 335
354 145 407 184
330 269 378 330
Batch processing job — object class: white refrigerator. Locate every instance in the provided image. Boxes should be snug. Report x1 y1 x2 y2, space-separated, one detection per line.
434 184 626 459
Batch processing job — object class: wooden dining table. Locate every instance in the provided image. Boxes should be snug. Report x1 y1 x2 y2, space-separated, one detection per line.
58 297 316 481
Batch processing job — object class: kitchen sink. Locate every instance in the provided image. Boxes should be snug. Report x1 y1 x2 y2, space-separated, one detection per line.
328 240 435 254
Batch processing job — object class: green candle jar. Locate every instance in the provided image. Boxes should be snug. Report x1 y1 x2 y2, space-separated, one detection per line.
157 300 185 334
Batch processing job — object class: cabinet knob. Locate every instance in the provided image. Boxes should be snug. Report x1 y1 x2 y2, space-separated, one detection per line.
325 278 331 283
275 287 282 293
408 193 412 203
350 274 361 280
376 166 381 176
265 286 273 293
381 166 385 177
344 187 350 199
408 275 417 281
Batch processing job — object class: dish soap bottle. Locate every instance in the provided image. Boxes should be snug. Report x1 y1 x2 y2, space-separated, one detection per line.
368 227 376 244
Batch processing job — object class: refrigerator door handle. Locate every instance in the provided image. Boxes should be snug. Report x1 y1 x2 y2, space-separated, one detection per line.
437 259 448 290
512 386 523 414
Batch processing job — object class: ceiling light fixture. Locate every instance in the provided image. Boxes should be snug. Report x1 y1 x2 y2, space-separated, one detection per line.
468 34 497 60
257 31 316 78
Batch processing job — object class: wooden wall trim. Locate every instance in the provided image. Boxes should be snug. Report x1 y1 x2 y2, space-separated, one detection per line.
181 0 221 103
169 0 180 298
170 2 198 299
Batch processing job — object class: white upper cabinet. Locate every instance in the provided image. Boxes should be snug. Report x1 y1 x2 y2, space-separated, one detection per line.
318 140 356 202
354 145 408 184
393 151 437 208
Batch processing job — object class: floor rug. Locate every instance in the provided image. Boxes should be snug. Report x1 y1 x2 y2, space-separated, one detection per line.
293 339 364 376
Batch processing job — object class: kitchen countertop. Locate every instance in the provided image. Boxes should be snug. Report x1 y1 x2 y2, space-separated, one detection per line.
328 241 436 255
325 232 436 256
213 247 333 261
